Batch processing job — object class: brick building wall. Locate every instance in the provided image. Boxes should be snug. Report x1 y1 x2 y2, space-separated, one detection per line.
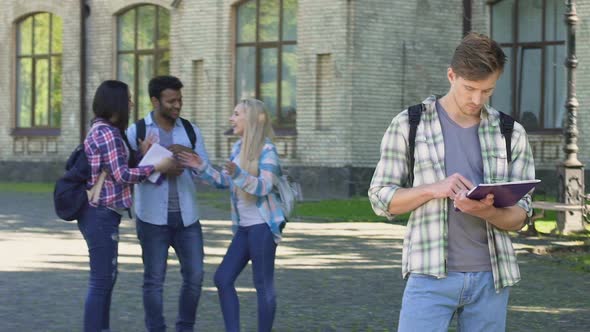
0 0 588 197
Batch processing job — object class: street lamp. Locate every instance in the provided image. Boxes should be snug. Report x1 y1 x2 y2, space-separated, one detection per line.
557 0 585 233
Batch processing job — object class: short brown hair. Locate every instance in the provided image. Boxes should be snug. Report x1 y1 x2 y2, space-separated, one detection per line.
450 32 506 81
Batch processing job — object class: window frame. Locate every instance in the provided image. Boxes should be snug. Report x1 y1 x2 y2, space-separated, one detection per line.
490 0 566 133
234 0 297 135
116 4 170 122
14 12 62 134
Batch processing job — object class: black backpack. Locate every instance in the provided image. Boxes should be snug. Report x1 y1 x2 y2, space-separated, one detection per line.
53 125 136 221
407 103 514 186
135 117 197 150
53 144 91 221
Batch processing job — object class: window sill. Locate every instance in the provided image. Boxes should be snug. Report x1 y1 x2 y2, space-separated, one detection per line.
11 128 61 137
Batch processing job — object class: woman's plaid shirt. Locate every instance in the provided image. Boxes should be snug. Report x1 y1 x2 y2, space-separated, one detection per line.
84 119 154 209
368 96 535 291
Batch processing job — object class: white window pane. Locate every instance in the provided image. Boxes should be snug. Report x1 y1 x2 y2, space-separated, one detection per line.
17 58 32 127
518 0 542 42
18 17 33 56
491 47 512 115
545 0 566 41
281 45 297 126
544 45 566 128
282 0 297 41
261 48 278 123
52 15 62 53
158 8 170 49
138 55 154 119
137 5 156 50
492 0 514 44
33 13 50 54
235 46 256 101
118 9 135 51
51 56 62 127
237 0 256 43
35 58 50 126
259 0 279 42
518 48 542 130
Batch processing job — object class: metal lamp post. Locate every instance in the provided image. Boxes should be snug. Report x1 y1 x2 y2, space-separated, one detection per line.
557 0 585 233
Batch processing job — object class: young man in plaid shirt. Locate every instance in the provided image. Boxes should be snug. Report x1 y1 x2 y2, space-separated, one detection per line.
369 33 535 331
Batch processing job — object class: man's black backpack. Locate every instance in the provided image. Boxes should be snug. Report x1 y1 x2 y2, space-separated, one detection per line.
53 144 91 221
407 103 514 186
135 117 197 150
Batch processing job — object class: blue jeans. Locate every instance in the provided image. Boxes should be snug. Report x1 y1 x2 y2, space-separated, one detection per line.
136 212 204 332
214 223 277 332
398 271 510 332
77 205 122 332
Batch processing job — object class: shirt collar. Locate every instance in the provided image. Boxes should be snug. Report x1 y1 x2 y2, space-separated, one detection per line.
144 111 183 128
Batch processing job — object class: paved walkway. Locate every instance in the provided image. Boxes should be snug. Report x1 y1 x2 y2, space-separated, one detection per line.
0 192 589 331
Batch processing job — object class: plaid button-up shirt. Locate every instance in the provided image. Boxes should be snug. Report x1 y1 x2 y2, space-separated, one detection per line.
368 96 535 291
84 119 154 209
192 139 286 244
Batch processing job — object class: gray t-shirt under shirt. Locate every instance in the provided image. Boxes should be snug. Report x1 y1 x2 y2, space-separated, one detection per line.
158 127 181 213
436 101 491 272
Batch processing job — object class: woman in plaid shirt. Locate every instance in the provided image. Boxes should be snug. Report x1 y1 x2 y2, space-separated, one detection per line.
78 80 174 332
178 99 285 332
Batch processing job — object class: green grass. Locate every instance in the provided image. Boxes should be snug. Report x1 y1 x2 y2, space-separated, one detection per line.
562 253 590 272
294 196 409 223
0 182 54 193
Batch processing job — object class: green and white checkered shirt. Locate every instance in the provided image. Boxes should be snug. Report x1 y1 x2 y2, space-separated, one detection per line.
368 96 535 291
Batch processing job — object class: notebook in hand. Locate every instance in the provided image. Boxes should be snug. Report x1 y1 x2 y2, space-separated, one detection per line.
466 179 541 208
138 143 173 183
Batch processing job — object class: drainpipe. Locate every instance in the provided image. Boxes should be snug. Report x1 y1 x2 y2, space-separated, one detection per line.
79 0 88 143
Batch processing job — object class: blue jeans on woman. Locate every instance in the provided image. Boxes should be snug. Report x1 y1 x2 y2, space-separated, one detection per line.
214 223 277 332
77 205 122 332
136 212 204 332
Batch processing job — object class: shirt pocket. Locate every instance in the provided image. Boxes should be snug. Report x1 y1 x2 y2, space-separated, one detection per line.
491 151 508 182
412 137 438 186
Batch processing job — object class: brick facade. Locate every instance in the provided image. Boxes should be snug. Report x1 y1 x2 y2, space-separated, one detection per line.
0 0 588 197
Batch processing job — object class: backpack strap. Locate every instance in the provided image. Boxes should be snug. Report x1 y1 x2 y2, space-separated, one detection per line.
180 117 197 150
407 104 423 186
135 118 146 148
499 111 515 164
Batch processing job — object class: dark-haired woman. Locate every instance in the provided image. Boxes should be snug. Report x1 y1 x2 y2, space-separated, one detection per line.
78 80 174 332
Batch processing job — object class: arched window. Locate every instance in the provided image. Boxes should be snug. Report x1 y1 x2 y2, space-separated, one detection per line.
490 0 566 132
117 5 170 121
15 12 62 129
235 0 297 132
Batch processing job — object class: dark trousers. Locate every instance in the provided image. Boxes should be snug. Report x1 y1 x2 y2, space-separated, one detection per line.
77 205 122 332
214 223 277 332
136 212 204 332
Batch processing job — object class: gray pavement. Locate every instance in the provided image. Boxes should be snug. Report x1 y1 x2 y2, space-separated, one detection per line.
0 191 589 331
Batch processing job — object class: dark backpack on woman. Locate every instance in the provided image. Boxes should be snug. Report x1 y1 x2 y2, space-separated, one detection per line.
53 125 136 221
53 144 91 221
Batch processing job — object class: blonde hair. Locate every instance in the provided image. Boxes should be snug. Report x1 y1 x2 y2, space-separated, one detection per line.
237 99 274 200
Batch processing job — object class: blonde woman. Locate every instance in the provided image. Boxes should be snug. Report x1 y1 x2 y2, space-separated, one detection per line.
178 99 285 332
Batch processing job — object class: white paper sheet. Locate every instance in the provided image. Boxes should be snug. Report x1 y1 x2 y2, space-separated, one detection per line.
138 143 173 183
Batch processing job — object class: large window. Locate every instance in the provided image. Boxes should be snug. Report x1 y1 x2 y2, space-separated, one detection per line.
15 12 62 129
490 0 566 132
235 0 297 132
117 5 170 121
